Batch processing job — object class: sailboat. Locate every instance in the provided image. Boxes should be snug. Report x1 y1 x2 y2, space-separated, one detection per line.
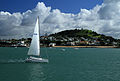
25 17 49 63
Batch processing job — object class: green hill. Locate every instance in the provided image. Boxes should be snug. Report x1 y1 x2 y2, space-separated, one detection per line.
50 29 115 41
46 29 120 46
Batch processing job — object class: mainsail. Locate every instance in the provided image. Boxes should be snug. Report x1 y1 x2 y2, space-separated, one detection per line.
28 17 40 56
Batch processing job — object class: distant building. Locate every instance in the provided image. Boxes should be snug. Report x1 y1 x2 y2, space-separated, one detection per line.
49 43 56 47
17 41 26 47
66 42 75 46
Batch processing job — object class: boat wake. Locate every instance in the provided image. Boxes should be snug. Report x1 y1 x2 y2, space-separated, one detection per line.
0 59 25 64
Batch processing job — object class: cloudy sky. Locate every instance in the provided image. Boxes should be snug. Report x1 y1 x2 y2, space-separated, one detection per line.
0 0 120 39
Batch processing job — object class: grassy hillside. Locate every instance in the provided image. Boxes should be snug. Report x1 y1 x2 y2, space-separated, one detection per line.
49 29 115 41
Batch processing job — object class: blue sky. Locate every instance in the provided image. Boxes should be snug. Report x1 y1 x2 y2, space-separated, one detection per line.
0 0 103 14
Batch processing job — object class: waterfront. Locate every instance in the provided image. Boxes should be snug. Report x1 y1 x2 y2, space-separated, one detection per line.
53 46 118 48
0 47 120 81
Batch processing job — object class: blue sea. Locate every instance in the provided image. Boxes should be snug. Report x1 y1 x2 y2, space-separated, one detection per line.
0 47 120 81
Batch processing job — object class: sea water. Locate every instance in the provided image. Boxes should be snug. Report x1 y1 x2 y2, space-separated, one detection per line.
0 47 120 81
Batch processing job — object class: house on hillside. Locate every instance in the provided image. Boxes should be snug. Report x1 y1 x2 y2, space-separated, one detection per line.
49 43 56 47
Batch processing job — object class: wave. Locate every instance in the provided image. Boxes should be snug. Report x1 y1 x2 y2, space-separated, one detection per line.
0 59 26 64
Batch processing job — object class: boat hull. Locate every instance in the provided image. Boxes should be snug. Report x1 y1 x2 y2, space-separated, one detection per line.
25 56 49 63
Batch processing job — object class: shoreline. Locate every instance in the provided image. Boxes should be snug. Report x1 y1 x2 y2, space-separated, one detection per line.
0 46 119 48
53 46 118 48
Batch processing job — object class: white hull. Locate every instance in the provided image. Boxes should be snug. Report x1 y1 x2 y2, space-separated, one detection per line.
25 56 48 63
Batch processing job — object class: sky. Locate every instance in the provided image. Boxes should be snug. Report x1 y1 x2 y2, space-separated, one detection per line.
1 0 120 39
0 0 103 14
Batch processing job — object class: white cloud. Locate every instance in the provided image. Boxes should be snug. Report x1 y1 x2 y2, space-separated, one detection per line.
0 1 120 39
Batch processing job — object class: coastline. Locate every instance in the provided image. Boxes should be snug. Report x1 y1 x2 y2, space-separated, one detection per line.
53 46 118 48
0 46 119 48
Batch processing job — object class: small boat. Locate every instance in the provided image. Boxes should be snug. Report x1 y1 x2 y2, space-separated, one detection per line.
25 17 48 63
74 48 79 50
15 47 17 48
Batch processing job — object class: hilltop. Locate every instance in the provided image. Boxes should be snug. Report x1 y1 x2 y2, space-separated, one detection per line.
50 29 114 39
46 29 120 46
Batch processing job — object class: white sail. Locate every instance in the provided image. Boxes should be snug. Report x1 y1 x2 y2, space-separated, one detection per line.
28 17 40 56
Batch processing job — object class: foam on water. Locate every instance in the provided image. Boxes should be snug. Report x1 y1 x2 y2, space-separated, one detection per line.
0 59 25 64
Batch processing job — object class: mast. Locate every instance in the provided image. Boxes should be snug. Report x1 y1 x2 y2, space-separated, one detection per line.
38 16 40 56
